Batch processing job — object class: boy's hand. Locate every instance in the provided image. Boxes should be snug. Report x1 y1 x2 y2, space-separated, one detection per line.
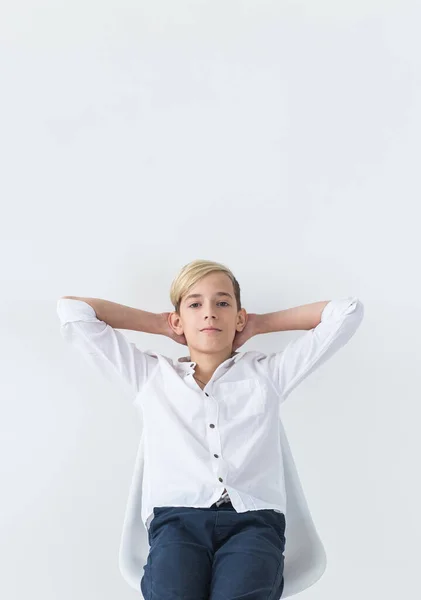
232 313 259 351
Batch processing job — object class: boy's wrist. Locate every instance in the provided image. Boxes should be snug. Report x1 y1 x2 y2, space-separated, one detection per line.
156 312 169 336
253 314 266 336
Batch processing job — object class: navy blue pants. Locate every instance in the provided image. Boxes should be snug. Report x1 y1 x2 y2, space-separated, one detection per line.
140 499 286 599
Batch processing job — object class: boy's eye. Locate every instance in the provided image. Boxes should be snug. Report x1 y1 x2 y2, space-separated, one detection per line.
189 302 229 308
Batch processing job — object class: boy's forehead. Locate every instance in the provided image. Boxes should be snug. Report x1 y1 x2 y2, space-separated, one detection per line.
183 290 233 302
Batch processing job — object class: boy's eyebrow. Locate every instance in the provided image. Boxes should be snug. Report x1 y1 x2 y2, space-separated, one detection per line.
184 292 233 302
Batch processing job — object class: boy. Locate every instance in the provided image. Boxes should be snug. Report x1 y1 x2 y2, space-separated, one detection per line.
58 259 364 599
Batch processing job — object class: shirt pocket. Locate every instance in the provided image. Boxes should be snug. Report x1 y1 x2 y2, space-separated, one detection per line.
217 378 267 420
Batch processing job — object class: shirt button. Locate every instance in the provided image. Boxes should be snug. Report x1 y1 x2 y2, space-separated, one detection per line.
214 454 219 458
205 393 209 396
209 424 215 428
218 477 223 482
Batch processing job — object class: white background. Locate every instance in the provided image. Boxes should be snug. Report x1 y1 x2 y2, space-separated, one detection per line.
1 1 420 598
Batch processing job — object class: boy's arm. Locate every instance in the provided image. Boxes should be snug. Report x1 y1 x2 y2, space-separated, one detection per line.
61 296 166 334
57 297 163 401
257 297 364 402
256 300 330 334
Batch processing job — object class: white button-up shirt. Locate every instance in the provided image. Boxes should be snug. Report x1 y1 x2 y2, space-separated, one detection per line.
56 297 364 537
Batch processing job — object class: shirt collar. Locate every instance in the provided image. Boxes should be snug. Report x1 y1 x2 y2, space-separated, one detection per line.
176 351 243 377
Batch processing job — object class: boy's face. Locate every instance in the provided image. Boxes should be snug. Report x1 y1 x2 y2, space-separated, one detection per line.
169 272 247 351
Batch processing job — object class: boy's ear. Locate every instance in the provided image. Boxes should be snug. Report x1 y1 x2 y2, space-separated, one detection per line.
237 308 248 329
168 311 183 334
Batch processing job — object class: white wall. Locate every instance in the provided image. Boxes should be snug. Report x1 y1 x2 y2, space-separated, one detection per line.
1 1 420 598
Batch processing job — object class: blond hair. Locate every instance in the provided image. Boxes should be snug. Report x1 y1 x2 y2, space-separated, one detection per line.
170 259 242 315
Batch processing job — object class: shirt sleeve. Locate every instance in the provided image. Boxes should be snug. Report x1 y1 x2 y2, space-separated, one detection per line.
57 298 159 402
260 297 364 402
